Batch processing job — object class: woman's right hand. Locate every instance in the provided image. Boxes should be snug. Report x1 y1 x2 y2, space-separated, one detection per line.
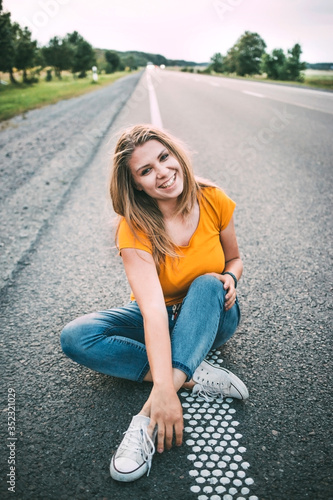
121 248 184 451
147 384 184 453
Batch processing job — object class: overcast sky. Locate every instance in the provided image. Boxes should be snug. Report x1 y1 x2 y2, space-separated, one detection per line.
4 0 333 63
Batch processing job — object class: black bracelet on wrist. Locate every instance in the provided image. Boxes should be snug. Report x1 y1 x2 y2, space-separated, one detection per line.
222 271 238 288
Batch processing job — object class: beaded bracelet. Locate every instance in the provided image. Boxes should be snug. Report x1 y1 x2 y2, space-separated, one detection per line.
222 271 238 289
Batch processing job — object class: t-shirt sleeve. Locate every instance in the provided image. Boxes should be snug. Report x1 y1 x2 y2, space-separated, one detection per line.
213 187 236 231
117 217 152 254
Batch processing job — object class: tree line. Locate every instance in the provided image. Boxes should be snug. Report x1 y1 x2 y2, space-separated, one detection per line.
209 31 306 81
0 2 125 83
0 3 201 85
1 2 308 85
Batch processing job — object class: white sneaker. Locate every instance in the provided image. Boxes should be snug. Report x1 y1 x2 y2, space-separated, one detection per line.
192 359 249 401
110 414 156 482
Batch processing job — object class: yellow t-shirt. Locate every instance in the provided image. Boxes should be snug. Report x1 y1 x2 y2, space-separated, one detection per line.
118 186 236 306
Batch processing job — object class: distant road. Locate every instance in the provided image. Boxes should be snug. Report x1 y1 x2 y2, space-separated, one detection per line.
178 71 333 114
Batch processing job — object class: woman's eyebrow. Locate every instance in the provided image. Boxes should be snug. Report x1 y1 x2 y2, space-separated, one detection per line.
136 148 168 172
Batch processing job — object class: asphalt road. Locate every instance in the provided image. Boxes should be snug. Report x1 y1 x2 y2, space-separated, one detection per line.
1 70 332 500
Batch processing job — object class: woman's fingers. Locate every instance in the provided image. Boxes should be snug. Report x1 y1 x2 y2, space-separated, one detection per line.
224 289 236 311
157 422 165 453
156 421 183 452
174 419 184 447
147 386 184 452
164 423 174 450
147 418 157 440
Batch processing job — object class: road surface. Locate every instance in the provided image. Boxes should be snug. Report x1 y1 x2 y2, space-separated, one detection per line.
1 70 332 500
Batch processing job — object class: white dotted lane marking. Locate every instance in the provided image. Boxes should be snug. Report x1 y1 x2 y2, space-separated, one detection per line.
181 351 258 500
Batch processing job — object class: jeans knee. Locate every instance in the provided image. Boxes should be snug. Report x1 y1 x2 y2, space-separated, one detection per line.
191 274 224 295
187 274 226 309
60 323 74 356
60 320 85 359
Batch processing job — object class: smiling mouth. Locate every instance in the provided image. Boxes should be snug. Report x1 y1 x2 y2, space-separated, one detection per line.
159 173 176 189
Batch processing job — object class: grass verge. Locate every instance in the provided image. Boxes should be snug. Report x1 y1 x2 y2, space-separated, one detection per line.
177 68 333 91
0 71 133 122
207 71 333 91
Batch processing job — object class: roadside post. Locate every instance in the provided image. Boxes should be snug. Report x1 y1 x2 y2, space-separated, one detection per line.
92 66 98 82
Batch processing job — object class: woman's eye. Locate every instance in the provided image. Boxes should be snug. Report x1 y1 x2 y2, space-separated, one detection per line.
161 153 169 161
141 167 152 176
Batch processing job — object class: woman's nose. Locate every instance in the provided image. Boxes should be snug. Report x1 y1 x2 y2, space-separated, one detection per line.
156 165 169 178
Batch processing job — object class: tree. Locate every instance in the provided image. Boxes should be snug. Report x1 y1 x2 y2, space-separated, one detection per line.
0 3 17 83
284 43 306 81
14 25 37 82
225 31 266 76
65 31 95 77
210 52 223 73
105 50 120 73
123 55 137 70
262 44 306 81
223 46 237 74
42 36 74 78
261 49 286 80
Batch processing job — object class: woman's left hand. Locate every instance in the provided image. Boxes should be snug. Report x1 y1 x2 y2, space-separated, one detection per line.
205 272 237 311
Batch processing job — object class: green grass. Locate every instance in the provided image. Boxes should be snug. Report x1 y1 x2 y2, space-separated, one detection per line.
302 70 333 90
0 71 132 122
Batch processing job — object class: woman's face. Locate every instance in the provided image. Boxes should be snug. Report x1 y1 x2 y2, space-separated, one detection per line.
129 140 184 204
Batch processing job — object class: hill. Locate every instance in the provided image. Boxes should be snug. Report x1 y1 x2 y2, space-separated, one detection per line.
94 48 207 69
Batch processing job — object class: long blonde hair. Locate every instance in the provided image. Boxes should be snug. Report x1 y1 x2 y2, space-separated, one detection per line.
110 124 204 267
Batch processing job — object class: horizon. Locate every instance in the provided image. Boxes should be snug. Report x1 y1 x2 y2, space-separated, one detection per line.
3 0 333 65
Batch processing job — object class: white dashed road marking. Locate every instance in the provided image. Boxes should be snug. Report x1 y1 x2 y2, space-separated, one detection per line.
181 351 257 500
242 91 265 98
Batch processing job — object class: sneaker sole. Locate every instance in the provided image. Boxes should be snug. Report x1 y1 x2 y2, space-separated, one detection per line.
110 455 149 482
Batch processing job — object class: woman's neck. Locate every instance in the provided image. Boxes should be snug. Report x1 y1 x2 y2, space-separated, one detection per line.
157 198 181 220
163 200 200 247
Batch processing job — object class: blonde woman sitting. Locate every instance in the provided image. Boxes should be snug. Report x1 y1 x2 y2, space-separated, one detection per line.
61 124 248 483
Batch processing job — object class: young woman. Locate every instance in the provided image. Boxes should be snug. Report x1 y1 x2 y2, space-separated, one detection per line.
60 124 248 483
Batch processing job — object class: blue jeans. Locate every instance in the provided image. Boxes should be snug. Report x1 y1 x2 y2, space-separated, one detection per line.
60 275 241 382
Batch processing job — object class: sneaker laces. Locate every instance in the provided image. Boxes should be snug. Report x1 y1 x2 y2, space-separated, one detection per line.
192 378 231 402
120 422 156 476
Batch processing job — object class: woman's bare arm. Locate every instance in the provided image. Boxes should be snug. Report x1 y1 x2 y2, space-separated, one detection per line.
121 248 183 452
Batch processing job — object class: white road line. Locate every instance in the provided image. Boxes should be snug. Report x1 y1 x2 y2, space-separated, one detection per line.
243 87 333 114
258 95 333 115
242 91 265 98
181 350 257 500
146 71 163 128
